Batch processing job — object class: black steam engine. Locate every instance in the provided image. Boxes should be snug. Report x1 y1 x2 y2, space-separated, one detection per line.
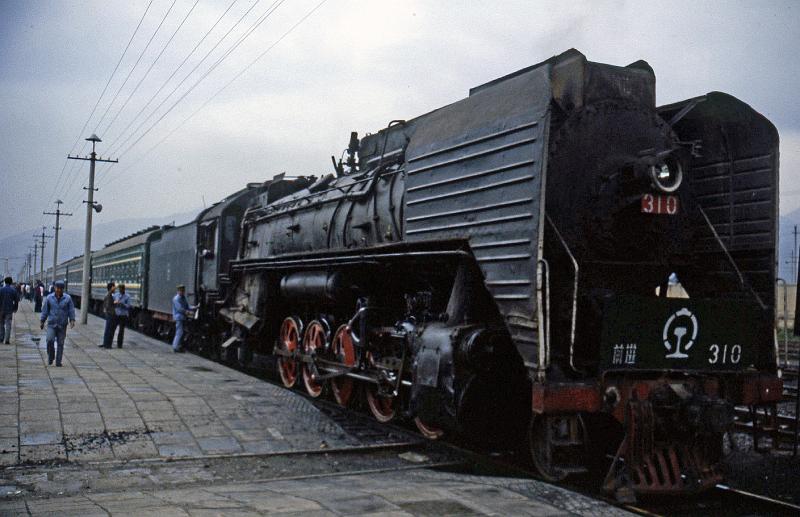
202 50 783 496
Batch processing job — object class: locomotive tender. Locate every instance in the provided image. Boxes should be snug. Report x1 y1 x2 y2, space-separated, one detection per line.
53 49 782 496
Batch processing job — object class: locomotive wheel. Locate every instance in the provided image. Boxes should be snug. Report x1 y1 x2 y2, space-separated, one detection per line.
414 416 445 440
365 353 396 422
330 325 356 407
302 321 327 398
366 388 396 423
278 317 300 388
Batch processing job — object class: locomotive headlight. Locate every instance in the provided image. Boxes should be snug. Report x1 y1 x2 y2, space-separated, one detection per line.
648 158 683 193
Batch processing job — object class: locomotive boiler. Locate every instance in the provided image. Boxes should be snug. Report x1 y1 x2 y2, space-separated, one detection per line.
216 49 782 496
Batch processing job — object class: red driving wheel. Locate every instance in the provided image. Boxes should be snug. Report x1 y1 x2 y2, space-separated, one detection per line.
414 416 445 440
302 321 327 398
278 317 300 388
365 352 396 423
331 325 356 407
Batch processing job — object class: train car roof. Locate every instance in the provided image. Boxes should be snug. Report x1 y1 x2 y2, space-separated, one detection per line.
62 255 84 267
95 226 161 258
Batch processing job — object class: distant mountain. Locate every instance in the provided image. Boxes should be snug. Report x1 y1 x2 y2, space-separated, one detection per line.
0 209 200 278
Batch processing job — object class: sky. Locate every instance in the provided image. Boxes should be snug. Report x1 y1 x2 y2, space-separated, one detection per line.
1 0 800 273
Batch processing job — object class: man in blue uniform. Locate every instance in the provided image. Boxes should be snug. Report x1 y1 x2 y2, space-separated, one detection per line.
0 277 19 344
171 284 195 353
111 283 132 348
39 280 75 367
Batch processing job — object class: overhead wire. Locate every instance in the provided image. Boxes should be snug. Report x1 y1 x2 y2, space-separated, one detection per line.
101 0 239 158
99 0 200 139
92 0 179 134
113 0 286 162
40 0 155 228
93 0 267 189
103 0 328 193
102 0 267 161
94 0 280 193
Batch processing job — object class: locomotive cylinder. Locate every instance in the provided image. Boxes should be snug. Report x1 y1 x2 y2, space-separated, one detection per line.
279 271 348 303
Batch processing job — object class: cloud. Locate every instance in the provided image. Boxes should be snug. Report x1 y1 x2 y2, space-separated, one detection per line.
780 130 800 213
1 0 799 279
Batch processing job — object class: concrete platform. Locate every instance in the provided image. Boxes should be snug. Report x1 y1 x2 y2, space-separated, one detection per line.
0 301 629 516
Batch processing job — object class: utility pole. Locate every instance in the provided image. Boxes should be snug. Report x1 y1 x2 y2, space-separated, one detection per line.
31 242 39 283
44 199 72 286
68 134 117 324
25 253 31 284
789 225 798 278
35 227 53 288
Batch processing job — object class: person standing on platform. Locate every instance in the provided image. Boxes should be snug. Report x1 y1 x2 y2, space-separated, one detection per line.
171 284 195 353
100 282 116 349
111 284 132 348
0 277 19 344
34 281 44 312
39 280 75 367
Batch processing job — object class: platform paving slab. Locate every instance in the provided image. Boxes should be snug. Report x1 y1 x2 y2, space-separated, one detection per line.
0 302 629 516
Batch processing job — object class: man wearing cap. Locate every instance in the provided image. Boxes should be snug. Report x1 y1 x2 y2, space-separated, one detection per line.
40 280 75 367
0 277 20 344
171 284 195 353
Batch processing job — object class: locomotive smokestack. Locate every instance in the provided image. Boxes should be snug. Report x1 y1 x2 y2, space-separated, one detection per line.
346 131 359 172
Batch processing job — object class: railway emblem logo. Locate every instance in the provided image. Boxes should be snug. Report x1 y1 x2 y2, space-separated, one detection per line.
662 308 698 359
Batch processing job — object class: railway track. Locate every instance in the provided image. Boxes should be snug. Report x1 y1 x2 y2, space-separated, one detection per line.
196 348 800 516
115 318 800 516
629 484 800 516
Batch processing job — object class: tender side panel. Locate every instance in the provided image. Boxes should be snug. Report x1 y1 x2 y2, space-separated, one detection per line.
147 224 198 315
659 92 779 315
403 67 552 369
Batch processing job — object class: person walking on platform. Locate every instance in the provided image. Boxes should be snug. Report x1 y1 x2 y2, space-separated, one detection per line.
34 281 44 312
40 280 75 367
171 285 195 353
0 277 20 344
100 282 116 349
111 283 132 348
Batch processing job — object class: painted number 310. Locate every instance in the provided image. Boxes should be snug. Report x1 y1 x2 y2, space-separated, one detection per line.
708 344 742 364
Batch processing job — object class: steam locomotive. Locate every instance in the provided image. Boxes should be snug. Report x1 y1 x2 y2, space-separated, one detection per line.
56 49 782 496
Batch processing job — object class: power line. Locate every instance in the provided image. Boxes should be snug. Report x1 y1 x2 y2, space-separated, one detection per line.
102 0 328 193
102 0 268 161
92 0 179 134
103 0 240 157
100 0 198 138
43 0 155 213
97 0 266 191
114 0 286 161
